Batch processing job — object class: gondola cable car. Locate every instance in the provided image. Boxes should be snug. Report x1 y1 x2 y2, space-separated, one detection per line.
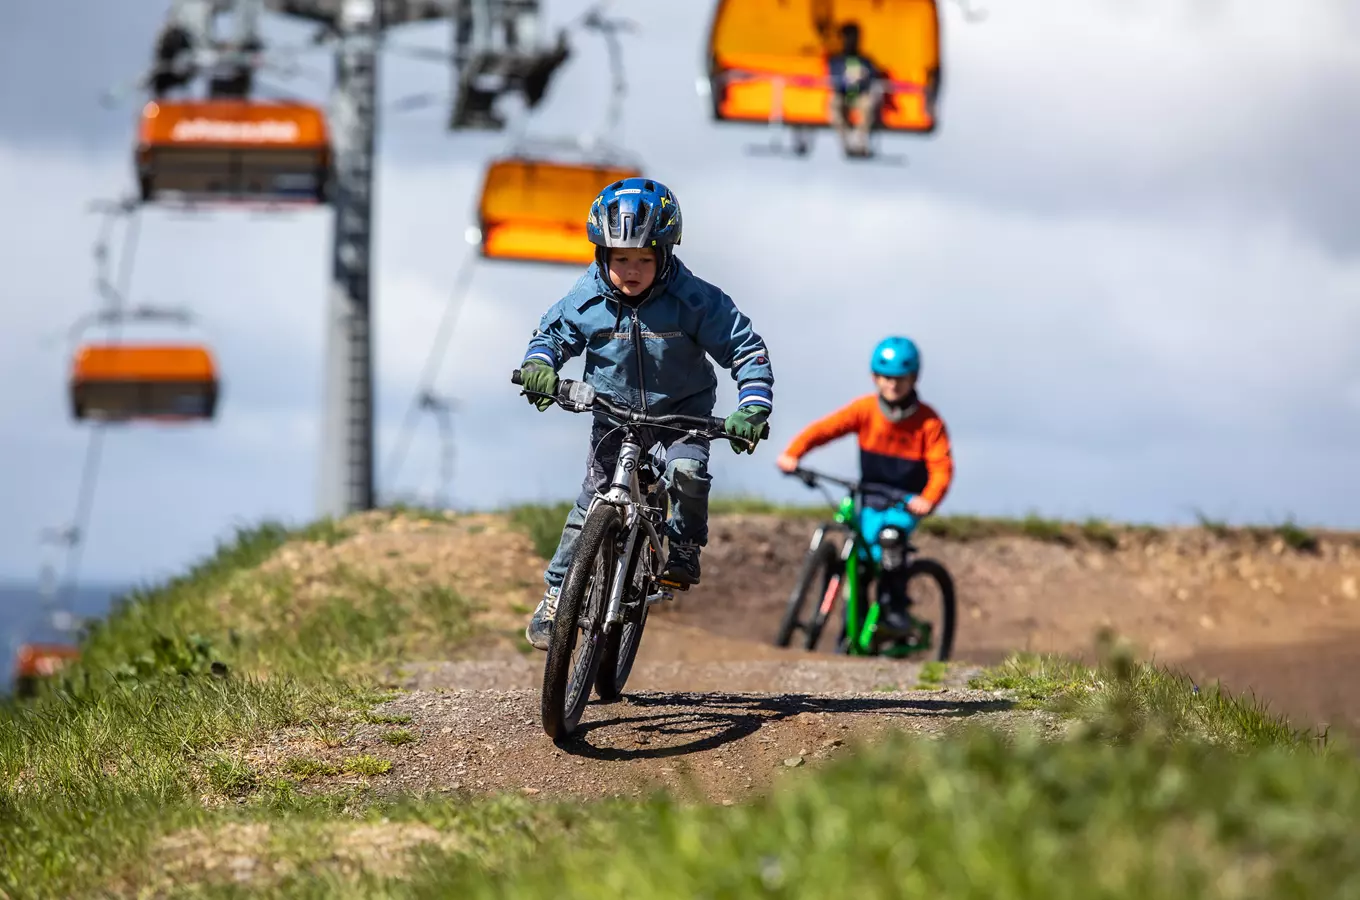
117 1 336 210
67 306 221 425
699 0 946 163
465 5 646 267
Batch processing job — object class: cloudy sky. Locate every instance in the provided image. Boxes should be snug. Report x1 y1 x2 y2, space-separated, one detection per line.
0 0 1357 587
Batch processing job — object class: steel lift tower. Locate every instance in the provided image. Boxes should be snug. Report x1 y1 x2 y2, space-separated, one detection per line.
259 0 563 517
262 0 447 517
142 1 566 517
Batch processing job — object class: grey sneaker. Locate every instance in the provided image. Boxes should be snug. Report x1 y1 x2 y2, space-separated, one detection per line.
525 587 560 651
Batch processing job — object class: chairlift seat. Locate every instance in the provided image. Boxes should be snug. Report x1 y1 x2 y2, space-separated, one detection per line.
136 100 332 205
70 343 220 423
706 0 941 133
472 157 642 266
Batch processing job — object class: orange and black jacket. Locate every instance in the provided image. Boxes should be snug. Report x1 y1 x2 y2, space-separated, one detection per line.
782 393 954 510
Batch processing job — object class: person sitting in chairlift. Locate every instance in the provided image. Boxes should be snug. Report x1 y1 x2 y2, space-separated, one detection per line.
826 21 886 159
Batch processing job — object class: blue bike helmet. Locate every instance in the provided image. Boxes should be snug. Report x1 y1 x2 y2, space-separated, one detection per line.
870 336 921 378
586 176 683 289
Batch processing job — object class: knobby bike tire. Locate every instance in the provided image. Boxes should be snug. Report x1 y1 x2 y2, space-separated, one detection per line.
598 488 668 700
541 504 622 741
904 557 958 662
774 532 839 647
803 542 847 653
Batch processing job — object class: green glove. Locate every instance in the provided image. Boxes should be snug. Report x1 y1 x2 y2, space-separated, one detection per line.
521 361 558 412
723 405 770 454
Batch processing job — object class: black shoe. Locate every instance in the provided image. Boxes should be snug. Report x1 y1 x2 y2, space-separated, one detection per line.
660 542 701 587
879 599 916 636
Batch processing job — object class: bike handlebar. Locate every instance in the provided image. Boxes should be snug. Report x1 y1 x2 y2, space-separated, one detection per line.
786 466 862 494
511 368 766 448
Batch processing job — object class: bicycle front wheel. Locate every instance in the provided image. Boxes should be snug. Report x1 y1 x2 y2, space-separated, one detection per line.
785 536 845 653
902 557 958 662
541 504 622 740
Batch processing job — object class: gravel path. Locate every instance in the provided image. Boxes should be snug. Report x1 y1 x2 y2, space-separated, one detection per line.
250 621 1026 804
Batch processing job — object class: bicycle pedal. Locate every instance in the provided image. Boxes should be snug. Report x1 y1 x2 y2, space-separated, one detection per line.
655 578 691 592
645 590 674 607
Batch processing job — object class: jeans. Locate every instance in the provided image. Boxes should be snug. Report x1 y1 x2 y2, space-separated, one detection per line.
542 415 712 591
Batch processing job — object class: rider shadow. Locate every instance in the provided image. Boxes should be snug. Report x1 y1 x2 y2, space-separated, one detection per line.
558 691 1014 761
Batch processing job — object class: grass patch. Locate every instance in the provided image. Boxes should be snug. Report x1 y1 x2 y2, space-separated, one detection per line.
709 496 826 518
381 729 416 747
507 502 575 559
1194 510 1232 539
207 755 259 798
0 517 485 898
283 756 341 780
342 755 393 776
970 631 1324 752
420 727 1360 899
1080 517 1120 550
915 514 1002 541
1275 519 1320 554
1018 513 1073 545
914 660 949 690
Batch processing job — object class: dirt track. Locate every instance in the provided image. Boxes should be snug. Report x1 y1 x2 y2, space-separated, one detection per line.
250 511 1360 802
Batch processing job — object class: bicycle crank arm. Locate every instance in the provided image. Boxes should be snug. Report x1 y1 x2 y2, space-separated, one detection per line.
645 590 676 606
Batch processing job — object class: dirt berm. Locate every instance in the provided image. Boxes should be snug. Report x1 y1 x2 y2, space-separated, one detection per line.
250 509 1360 804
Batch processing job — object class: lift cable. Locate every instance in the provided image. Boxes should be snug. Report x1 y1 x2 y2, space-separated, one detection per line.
52 201 144 611
379 246 479 503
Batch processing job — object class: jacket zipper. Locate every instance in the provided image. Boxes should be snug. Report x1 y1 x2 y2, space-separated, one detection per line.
631 310 649 413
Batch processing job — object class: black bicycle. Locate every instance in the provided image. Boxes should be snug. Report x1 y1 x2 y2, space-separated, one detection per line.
512 369 764 741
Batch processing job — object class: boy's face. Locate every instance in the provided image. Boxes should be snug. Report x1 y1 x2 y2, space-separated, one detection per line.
873 372 916 403
606 248 658 297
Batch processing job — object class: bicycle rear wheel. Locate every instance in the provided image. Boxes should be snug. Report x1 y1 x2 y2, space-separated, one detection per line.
595 532 657 701
541 504 622 740
597 489 668 701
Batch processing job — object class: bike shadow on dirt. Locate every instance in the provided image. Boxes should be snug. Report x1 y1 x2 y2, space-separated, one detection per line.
557 691 1014 760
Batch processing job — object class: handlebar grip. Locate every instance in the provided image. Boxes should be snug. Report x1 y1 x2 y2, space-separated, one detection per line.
511 368 523 386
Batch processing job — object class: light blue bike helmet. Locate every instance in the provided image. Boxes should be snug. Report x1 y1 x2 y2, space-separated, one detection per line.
870 336 921 378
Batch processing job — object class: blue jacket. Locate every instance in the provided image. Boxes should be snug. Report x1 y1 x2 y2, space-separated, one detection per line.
521 258 774 418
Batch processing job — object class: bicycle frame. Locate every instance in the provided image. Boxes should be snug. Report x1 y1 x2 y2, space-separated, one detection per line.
584 428 672 629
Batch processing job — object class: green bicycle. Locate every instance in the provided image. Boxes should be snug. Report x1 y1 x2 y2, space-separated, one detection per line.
774 466 957 661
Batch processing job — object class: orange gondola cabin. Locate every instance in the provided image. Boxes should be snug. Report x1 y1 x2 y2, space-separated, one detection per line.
69 343 220 423
135 100 332 205
473 157 643 266
705 0 942 133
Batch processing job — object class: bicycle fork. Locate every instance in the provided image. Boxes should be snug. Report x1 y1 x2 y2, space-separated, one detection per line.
599 440 672 627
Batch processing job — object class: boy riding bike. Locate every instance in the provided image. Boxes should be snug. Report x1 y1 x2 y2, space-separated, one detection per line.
776 336 953 632
518 176 775 650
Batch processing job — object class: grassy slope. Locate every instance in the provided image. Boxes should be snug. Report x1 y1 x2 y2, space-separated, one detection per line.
2 508 1356 898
